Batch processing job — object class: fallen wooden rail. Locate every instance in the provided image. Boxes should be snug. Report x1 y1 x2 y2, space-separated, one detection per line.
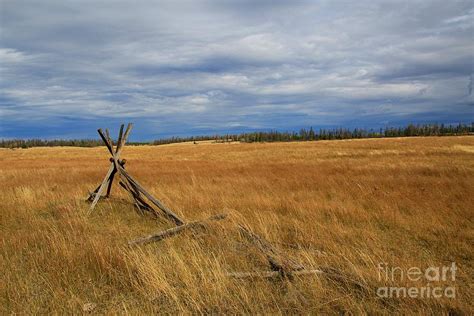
129 214 227 245
226 269 324 279
238 224 304 272
226 267 369 292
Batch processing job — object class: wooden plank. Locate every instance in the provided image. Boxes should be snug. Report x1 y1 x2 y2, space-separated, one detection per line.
104 129 124 183
119 180 148 214
226 269 323 279
226 267 367 291
129 214 227 245
105 156 126 198
97 128 115 156
105 169 117 197
117 161 153 215
104 124 129 172
238 225 304 272
105 129 113 149
126 181 156 214
119 179 157 216
116 124 125 151
89 162 115 199
89 160 126 201
117 165 185 225
116 123 132 156
87 182 102 201
227 265 367 291
89 162 115 211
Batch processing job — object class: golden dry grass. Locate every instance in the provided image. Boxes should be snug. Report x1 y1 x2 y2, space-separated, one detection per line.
1 136 473 314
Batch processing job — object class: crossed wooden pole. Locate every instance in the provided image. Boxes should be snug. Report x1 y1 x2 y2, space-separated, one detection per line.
88 123 183 222
87 124 368 287
87 123 131 210
87 123 226 239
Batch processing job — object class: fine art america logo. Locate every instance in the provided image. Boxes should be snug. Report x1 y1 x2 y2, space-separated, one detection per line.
377 262 457 299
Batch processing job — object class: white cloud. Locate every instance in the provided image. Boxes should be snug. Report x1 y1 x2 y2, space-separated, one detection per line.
1 0 473 138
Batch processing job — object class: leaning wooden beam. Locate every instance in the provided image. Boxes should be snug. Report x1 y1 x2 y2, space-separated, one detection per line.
115 124 125 153
87 182 102 201
134 197 155 215
119 180 147 214
116 123 132 155
105 128 112 147
98 128 125 196
99 129 124 184
117 165 185 225
106 158 127 197
130 188 157 215
226 269 324 279
129 214 227 245
87 158 127 202
105 158 121 197
89 163 115 211
97 128 115 156
238 225 304 272
98 126 129 173
105 168 117 197
119 174 163 217
119 180 156 216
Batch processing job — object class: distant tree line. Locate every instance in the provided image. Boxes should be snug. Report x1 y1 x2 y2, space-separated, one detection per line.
1 123 473 149
152 123 474 145
0 138 147 149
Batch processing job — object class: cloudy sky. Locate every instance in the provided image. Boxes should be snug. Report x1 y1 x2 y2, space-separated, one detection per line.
0 0 473 140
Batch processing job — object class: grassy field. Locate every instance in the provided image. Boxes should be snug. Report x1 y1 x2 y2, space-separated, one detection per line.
1 136 473 314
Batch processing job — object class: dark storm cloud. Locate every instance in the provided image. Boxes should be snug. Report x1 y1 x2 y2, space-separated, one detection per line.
0 0 473 139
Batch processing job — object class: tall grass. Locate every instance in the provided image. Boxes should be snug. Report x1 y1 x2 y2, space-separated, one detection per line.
1 136 473 313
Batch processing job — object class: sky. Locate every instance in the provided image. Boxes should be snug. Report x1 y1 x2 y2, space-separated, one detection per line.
0 0 473 140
